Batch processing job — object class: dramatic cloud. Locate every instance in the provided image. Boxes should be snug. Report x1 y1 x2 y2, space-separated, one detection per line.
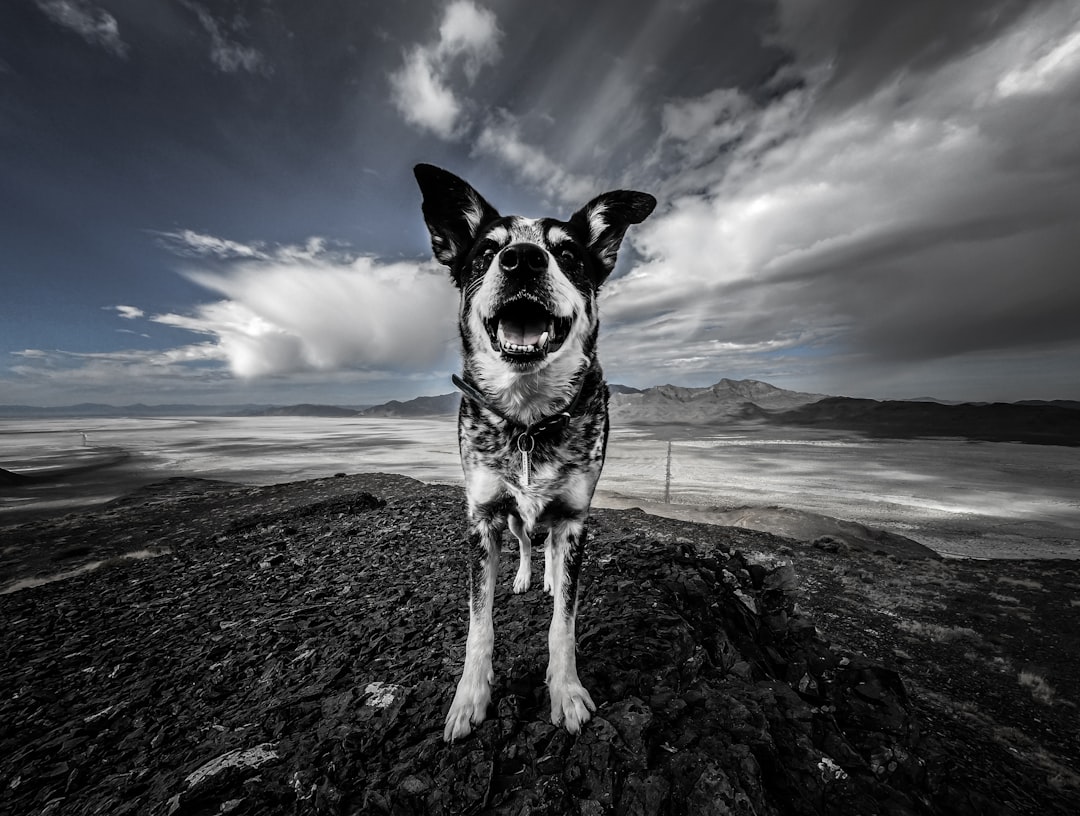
34 0 128 57
389 0 500 138
9 0 1080 405
600 0 1080 396
150 239 458 379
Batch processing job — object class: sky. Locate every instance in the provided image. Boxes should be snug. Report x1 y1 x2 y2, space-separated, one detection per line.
2 0 1080 407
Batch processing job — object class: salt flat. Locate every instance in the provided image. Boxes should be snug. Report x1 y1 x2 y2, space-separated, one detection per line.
1 416 1077 559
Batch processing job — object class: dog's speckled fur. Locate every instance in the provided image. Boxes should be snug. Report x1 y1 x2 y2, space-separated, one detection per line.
414 164 655 741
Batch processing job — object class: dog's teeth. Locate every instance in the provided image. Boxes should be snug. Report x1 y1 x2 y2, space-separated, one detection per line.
538 330 550 349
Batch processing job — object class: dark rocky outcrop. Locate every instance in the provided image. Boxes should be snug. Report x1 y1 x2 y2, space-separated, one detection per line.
1 474 1077 815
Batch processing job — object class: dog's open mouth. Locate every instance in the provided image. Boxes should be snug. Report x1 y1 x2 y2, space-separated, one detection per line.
485 299 572 362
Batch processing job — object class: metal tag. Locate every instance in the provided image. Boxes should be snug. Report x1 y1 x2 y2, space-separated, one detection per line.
517 433 535 487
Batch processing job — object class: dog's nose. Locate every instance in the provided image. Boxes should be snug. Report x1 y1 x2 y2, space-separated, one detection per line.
499 243 547 275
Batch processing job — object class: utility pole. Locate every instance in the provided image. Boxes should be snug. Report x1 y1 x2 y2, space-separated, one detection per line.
664 441 672 503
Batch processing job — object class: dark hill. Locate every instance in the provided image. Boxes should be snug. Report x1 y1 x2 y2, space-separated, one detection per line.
772 397 1080 446
360 393 460 417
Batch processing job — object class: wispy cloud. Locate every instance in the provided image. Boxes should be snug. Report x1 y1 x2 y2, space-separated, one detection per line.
34 0 129 58
180 1 270 75
389 1 604 206
7 345 228 405
389 0 500 138
155 229 270 260
474 113 599 205
111 305 145 320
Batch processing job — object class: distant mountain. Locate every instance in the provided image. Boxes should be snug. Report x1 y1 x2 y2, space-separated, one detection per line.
903 396 970 406
354 380 802 421
1017 399 1080 411
0 403 276 418
360 393 460 417
4 382 1078 445
770 397 1080 446
609 379 826 425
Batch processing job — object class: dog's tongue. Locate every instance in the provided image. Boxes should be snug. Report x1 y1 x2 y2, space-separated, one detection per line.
500 316 547 347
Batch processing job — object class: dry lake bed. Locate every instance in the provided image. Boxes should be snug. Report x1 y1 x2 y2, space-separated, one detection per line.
1 415 1078 559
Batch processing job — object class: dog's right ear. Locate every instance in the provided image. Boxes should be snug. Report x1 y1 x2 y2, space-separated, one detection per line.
414 164 500 284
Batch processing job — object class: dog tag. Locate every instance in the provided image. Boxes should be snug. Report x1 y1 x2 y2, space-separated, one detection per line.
517 433 535 487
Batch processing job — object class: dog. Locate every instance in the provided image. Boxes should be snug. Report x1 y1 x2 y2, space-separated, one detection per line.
414 164 656 741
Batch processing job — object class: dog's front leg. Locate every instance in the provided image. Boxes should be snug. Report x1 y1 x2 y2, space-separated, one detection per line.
507 513 532 594
444 525 499 742
546 519 596 733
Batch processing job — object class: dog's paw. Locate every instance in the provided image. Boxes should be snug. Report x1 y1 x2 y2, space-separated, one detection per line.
512 563 531 594
443 675 492 742
548 680 596 734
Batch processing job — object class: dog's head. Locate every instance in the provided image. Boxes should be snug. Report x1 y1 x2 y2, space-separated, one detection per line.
414 164 655 386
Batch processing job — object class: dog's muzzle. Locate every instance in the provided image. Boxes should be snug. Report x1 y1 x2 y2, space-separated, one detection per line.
483 243 572 363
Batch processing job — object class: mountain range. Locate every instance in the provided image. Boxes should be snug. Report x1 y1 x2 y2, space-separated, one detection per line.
3 380 1078 445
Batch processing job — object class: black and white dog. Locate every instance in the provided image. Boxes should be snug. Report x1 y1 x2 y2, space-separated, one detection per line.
414 164 655 742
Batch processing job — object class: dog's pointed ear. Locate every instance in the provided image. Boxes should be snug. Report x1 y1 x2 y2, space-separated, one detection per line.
414 164 500 283
570 190 656 281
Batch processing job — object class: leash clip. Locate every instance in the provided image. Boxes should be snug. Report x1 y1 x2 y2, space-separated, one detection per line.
516 432 536 453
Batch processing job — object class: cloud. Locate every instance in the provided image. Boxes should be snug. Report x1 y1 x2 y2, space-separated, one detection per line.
147 239 459 379
437 0 501 81
155 229 270 260
389 1 613 207
4 345 449 407
389 50 463 139
6 237 460 404
7 345 229 404
389 0 501 138
598 0 1080 397
34 0 129 58
768 0 1035 110
180 1 269 75
474 114 599 205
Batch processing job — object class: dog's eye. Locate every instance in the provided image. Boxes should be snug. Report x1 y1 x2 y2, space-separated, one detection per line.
475 243 497 266
557 247 579 267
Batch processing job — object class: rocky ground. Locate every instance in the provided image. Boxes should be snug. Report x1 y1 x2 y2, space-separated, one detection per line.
1 473 1078 815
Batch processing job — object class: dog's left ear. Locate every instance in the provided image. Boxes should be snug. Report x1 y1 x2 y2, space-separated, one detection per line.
414 164 501 285
570 190 657 281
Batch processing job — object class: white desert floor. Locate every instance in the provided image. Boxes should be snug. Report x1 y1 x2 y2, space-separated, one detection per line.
1 416 1078 559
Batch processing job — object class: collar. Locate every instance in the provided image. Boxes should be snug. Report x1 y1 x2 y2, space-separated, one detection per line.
451 372 586 446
